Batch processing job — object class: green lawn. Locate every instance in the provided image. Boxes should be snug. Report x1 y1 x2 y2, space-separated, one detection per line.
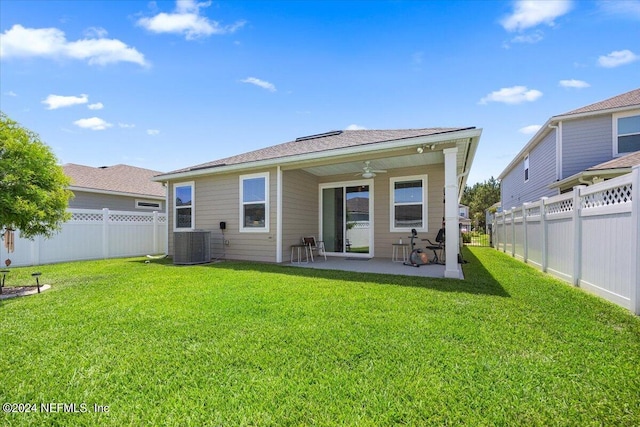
1 248 639 426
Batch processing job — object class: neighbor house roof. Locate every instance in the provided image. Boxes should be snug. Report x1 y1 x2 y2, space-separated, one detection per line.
499 87 640 180
549 150 640 191
63 164 166 198
156 127 476 179
559 88 640 116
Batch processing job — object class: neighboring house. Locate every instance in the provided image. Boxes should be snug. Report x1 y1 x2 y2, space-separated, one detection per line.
499 88 640 208
64 164 166 212
459 205 471 232
153 127 482 278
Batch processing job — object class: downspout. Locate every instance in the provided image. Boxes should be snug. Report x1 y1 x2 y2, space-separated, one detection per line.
549 122 561 182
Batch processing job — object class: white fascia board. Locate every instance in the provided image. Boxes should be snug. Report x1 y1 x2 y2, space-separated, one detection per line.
153 128 483 182
498 119 554 180
69 186 165 200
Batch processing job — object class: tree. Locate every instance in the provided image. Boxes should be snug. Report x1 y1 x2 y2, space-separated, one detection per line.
461 177 500 231
0 112 73 239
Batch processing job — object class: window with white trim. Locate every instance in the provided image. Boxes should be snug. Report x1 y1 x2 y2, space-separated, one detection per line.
613 112 640 156
524 154 530 182
390 175 428 232
240 172 269 232
174 182 194 230
136 199 162 210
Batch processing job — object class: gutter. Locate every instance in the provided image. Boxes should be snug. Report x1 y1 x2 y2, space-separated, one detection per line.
68 186 165 200
152 128 483 182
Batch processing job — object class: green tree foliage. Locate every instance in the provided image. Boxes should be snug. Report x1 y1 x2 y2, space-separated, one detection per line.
0 112 72 239
461 177 500 231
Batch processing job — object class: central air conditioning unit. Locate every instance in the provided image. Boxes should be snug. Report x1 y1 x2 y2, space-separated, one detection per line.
173 230 211 265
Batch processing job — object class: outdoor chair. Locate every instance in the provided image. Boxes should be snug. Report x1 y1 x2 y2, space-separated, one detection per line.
302 236 326 262
423 228 445 264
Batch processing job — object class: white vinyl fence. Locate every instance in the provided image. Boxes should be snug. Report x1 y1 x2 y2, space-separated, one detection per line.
494 165 639 315
1 208 167 267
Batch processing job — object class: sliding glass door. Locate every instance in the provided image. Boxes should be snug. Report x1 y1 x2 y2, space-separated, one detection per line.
320 181 373 256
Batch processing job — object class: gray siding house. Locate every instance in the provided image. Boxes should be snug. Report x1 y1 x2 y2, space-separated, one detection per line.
499 88 640 209
64 164 166 212
153 127 482 279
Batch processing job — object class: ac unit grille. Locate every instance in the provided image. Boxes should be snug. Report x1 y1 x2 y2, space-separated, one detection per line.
173 231 211 265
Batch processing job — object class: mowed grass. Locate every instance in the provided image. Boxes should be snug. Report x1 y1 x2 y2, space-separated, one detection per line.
1 248 639 426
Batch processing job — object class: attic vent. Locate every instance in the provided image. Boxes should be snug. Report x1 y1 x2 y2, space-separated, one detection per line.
295 130 343 142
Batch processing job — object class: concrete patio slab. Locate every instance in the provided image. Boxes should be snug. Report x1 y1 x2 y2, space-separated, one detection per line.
288 257 463 279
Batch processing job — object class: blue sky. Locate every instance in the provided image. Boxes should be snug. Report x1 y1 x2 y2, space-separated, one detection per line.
1 0 639 184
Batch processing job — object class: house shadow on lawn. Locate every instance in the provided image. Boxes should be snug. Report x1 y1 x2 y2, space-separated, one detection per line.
140 248 509 298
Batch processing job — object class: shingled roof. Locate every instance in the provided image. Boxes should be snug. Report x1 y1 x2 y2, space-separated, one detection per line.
587 150 640 171
558 87 640 116
63 164 165 198
165 127 473 175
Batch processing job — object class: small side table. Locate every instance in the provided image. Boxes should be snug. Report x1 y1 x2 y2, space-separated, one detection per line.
290 244 310 264
392 243 409 263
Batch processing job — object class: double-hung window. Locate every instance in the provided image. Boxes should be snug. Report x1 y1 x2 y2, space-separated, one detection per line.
614 112 640 156
240 172 269 232
524 154 530 182
390 175 428 232
174 182 194 230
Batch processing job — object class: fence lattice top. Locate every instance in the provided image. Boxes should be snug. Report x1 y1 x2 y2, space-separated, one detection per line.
581 184 632 209
545 198 574 215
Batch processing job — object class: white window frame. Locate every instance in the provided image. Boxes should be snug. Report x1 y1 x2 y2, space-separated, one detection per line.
239 172 270 233
136 199 162 210
524 154 530 183
173 181 194 231
613 110 640 157
389 175 428 233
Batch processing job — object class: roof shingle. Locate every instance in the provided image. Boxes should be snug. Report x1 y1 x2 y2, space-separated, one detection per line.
558 87 640 116
166 127 473 175
63 164 165 198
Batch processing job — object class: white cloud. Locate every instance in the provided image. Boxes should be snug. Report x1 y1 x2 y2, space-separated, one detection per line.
346 124 367 130
42 94 88 110
147 129 160 135
0 24 147 67
6 91 17 97
83 26 108 38
241 77 276 92
519 124 542 134
597 50 639 68
88 102 104 110
559 79 590 88
479 86 543 105
73 117 113 131
501 0 572 32
599 0 640 19
137 0 246 40
119 123 135 128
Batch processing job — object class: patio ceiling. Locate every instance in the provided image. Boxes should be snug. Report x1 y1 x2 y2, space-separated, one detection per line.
301 150 444 177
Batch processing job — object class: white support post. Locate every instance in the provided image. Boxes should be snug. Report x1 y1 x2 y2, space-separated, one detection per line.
522 203 529 263
443 147 460 279
153 211 159 253
572 186 585 286
540 197 548 272
630 165 640 315
502 211 507 253
511 207 516 258
102 208 109 259
276 166 283 263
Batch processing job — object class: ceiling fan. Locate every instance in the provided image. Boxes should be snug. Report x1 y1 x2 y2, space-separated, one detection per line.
355 161 387 178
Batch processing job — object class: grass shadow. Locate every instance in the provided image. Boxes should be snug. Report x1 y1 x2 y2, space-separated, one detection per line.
135 247 509 297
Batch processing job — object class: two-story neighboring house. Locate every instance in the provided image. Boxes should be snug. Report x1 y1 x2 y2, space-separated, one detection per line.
499 88 640 209
63 164 166 212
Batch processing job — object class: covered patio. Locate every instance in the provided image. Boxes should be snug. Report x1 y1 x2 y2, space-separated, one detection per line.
287 256 462 279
